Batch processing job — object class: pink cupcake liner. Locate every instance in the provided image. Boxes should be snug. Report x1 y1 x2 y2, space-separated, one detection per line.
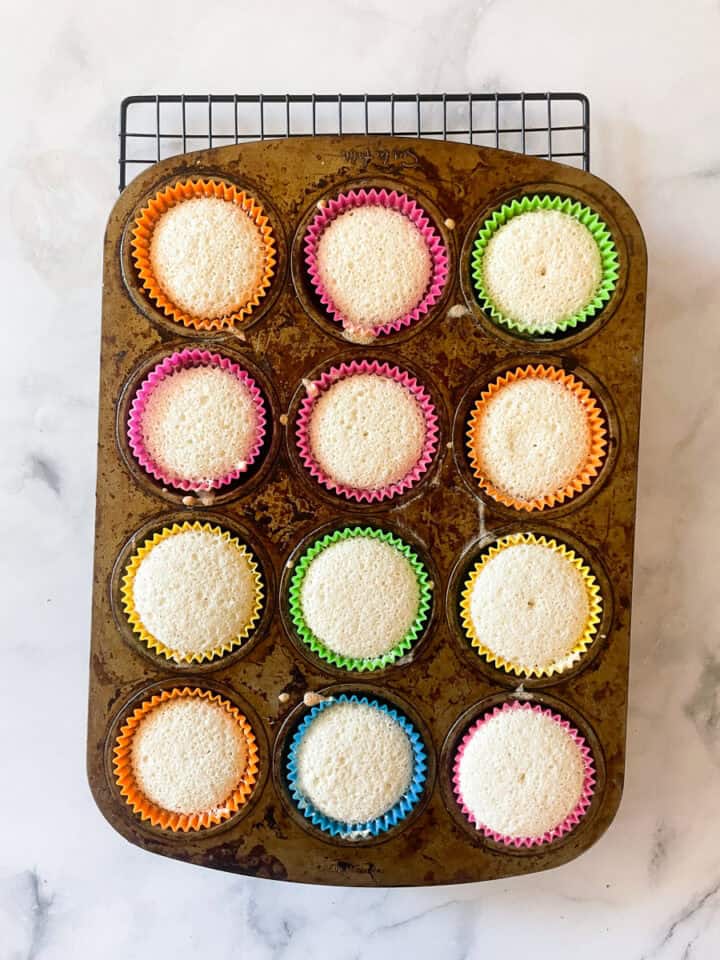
295 359 439 504
304 188 449 338
452 701 596 849
127 348 268 492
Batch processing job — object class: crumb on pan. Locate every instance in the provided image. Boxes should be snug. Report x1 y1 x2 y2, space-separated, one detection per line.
303 691 333 708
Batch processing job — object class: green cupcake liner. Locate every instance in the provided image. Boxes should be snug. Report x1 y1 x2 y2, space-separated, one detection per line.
470 194 620 337
288 527 432 672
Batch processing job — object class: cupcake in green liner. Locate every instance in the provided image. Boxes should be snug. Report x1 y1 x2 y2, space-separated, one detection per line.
288 527 432 671
470 194 619 336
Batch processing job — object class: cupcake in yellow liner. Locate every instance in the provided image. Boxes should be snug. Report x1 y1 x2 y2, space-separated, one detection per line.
113 687 258 832
466 364 608 511
460 532 602 678
130 178 276 331
121 521 263 664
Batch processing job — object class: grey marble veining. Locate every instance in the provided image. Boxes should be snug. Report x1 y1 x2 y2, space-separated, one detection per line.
2 0 720 957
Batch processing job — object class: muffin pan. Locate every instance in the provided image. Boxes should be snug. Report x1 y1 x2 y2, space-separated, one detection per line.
89 135 646 885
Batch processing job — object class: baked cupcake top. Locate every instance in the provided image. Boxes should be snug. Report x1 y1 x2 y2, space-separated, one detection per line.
297 360 438 503
131 179 276 330
128 349 267 492
132 696 247 814
114 688 258 831
287 695 427 836
453 701 595 847
471 195 619 336
304 189 448 340
317 206 430 333
121 521 263 663
467 365 607 511
289 528 432 669
483 210 600 330
461 533 602 677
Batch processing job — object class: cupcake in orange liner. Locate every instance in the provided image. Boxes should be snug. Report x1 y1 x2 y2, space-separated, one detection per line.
130 179 276 331
460 532 602 678
113 687 258 832
466 364 607 511
121 521 264 664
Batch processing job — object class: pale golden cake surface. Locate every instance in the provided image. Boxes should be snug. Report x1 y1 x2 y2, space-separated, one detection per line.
130 528 258 658
150 196 265 319
458 707 586 839
300 535 420 660
308 373 425 490
316 206 431 330
466 541 591 673
296 701 413 823
483 209 602 330
131 697 247 815
141 366 258 483
473 377 591 502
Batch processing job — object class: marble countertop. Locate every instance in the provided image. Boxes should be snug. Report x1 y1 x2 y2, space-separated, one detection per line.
3 0 720 957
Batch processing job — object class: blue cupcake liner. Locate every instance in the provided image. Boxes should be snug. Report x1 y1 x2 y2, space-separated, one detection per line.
286 694 427 838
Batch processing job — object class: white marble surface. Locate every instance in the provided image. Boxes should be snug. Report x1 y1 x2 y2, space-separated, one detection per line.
2 0 720 956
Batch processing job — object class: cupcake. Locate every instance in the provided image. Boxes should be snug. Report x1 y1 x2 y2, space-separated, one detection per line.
121 521 263 663
304 189 448 340
128 349 267 492
466 364 607 511
453 701 595 847
113 687 258 832
131 179 276 331
288 527 432 671
296 360 439 503
471 195 619 336
287 695 427 837
460 533 602 677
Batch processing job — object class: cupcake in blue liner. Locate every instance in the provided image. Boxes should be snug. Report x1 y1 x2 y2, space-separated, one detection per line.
286 694 427 839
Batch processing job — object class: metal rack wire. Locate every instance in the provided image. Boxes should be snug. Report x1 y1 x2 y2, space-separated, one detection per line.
119 93 590 191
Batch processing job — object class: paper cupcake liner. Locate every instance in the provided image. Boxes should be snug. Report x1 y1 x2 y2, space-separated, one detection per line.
452 701 596 848
127 348 268 492
304 188 449 338
295 359 439 504
120 521 264 664
288 527 432 672
286 694 427 838
113 687 259 832
460 532 602 678
130 178 276 331
466 364 607 512
471 194 619 336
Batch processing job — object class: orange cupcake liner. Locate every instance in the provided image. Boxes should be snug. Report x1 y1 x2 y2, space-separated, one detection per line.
466 364 607 512
130 178 276 331
113 687 259 832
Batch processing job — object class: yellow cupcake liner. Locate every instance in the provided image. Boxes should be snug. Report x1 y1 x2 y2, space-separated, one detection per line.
113 687 259 832
120 521 264 664
130 178 276 331
460 532 602 678
466 364 608 512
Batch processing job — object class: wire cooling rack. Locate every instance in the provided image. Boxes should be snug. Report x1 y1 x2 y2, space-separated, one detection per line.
119 93 590 191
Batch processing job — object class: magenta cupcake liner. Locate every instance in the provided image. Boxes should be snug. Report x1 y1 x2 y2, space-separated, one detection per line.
295 359 439 504
127 348 268 492
304 188 449 338
452 701 596 849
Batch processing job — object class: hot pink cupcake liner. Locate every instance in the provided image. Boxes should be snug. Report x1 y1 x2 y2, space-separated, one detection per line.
304 188 449 338
295 359 439 504
452 701 596 849
127 348 268 492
